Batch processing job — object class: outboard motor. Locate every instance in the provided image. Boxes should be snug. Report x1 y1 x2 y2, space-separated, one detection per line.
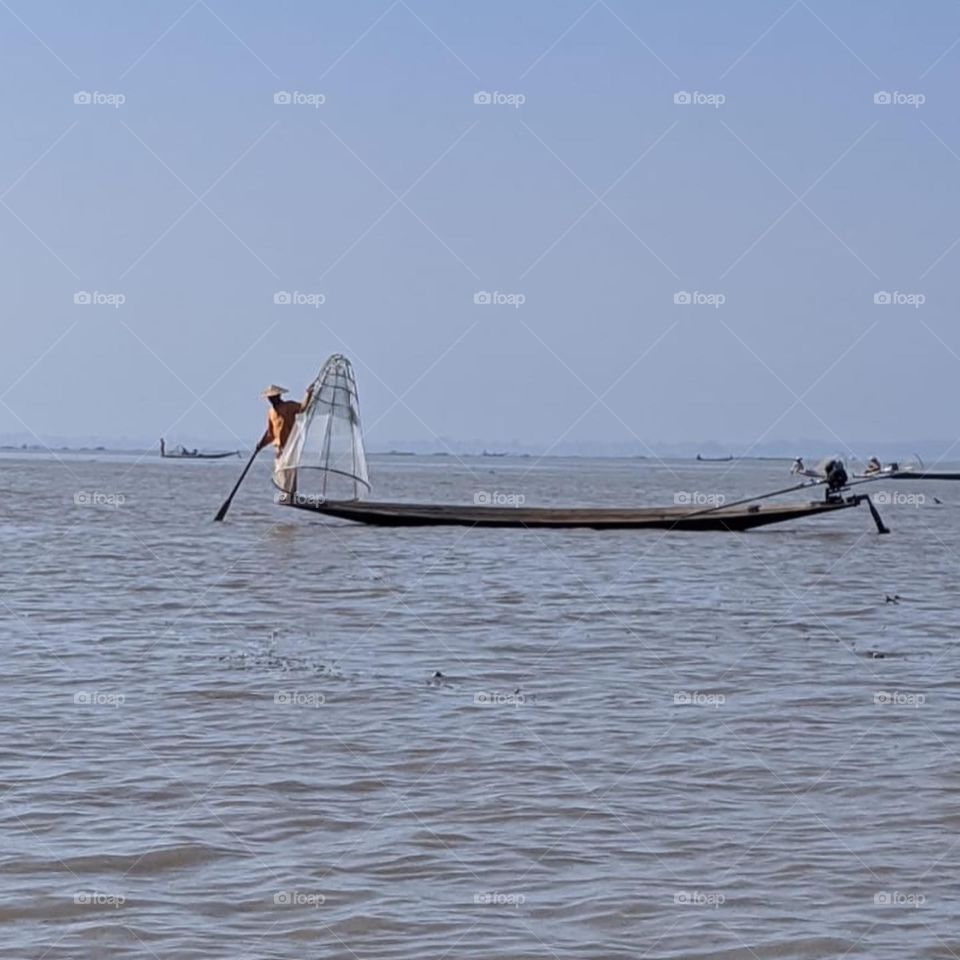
823 459 848 499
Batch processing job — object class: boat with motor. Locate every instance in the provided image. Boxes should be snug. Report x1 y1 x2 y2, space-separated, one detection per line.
264 356 889 534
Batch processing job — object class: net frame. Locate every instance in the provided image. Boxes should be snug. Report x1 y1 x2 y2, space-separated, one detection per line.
273 354 371 501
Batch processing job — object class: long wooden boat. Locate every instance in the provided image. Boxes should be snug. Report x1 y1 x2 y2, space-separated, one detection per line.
696 454 734 462
285 494 870 531
263 355 889 535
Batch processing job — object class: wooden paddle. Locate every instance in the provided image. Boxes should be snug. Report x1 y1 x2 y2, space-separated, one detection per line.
682 477 826 520
213 447 261 521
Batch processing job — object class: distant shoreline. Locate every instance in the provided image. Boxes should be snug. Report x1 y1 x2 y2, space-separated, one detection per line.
0 444 797 462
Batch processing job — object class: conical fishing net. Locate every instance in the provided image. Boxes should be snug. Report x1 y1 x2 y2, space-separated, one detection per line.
274 354 370 502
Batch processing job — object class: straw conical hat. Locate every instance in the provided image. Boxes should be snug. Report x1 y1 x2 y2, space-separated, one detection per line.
260 384 289 398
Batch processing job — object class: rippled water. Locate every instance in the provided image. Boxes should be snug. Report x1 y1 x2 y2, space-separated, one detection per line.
2 452 958 958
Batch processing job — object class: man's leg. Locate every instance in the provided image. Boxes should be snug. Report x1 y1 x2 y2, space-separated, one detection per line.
275 454 297 503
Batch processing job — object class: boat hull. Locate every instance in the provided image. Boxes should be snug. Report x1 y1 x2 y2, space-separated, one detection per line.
285 496 865 531
856 471 960 481
161 451 239 460
888 471 960 481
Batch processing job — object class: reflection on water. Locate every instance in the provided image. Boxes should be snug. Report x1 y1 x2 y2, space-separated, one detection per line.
1 453 957 958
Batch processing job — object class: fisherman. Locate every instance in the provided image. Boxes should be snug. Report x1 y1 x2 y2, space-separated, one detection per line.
791 457 805 475
256 383 314 499
865 456 882 475
823 459 849 499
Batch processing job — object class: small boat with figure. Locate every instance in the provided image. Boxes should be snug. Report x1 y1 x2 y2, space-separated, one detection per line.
854 455 960 481
251 355 891 534
160 438 240 460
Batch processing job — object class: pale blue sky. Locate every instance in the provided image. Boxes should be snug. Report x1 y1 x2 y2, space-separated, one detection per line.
2 1 959 455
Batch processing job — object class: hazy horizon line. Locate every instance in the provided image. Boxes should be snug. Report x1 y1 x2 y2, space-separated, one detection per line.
1 433 954 463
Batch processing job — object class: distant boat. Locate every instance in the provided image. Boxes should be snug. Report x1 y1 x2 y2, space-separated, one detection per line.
160 438 240 460
853 455 960 481
696 454 734 462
